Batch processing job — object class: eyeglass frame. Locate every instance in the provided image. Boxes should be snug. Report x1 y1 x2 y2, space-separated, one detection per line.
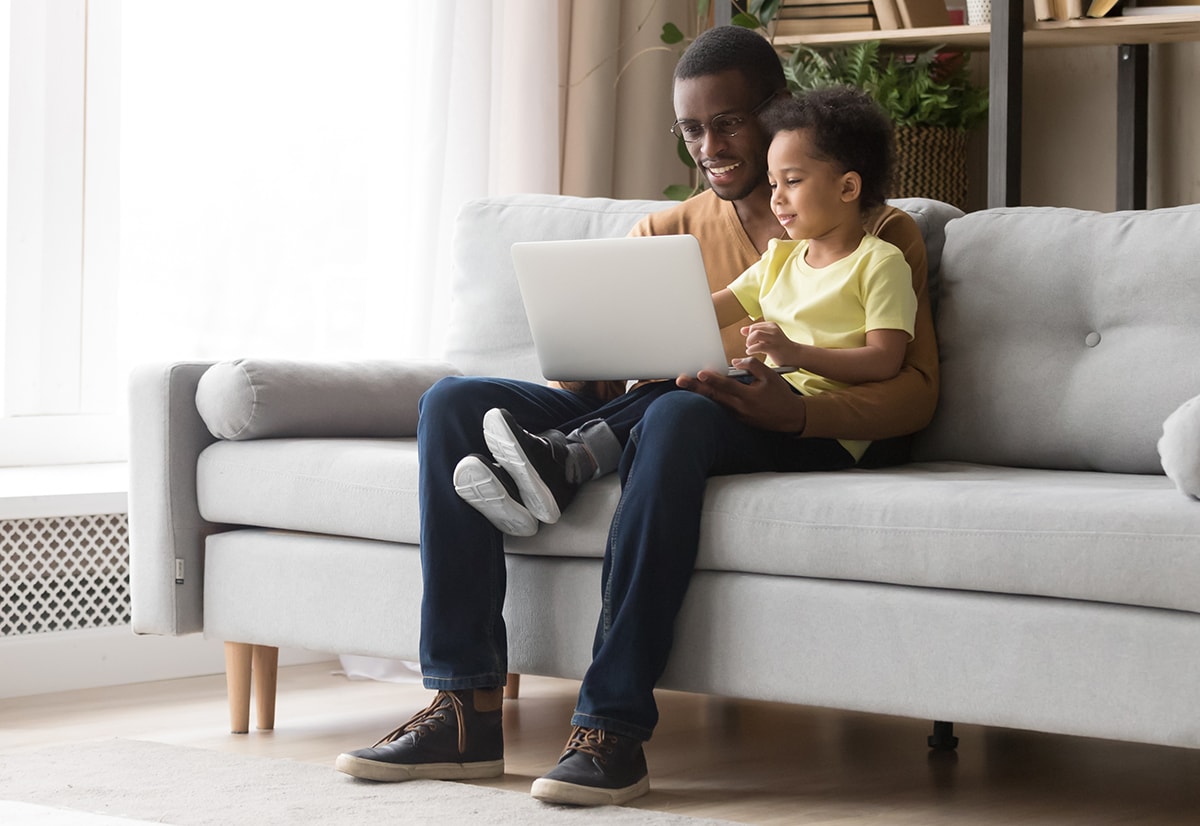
669 94 778 144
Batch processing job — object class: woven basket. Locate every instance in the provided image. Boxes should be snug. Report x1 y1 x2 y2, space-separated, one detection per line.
893 126 968 210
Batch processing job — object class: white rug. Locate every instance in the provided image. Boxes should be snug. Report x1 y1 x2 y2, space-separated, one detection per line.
0 738 735 825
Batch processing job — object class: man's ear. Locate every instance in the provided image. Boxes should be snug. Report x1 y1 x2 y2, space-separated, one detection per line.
840 171 862 203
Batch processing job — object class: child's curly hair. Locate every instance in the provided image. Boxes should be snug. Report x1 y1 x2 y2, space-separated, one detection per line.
760 85 895 212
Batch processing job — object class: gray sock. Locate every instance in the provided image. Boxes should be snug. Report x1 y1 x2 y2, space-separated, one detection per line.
563 419 621 482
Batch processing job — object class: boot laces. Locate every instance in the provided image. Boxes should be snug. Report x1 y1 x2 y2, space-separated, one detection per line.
563 725 617 763
373 690 468 755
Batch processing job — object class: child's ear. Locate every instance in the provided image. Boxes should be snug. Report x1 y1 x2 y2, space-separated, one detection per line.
840 171 862 203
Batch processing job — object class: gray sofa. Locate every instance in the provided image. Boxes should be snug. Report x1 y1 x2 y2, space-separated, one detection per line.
129 194 1200 751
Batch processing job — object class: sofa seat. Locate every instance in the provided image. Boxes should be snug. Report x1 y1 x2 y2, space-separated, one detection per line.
197 437 1200 615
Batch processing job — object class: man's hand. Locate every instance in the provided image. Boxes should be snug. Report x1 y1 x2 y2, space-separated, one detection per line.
676 358 807 434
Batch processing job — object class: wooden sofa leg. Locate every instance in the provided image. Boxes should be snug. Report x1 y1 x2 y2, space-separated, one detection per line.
224 642 253 734
252 645 280 731
224 642 280 733
504 673 520 700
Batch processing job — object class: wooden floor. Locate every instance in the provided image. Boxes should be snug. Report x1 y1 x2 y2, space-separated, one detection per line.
4 662 1200 824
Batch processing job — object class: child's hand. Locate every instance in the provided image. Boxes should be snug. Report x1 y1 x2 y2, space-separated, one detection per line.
741 321 801 368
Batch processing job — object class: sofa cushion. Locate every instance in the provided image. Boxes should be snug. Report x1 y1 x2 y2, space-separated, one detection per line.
197 438 422 543
1160 393 1200 500
195 358 459 440
916 205 1200 473
196 437 1200 616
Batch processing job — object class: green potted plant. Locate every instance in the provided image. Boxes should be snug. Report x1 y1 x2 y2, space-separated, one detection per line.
782 40 988 209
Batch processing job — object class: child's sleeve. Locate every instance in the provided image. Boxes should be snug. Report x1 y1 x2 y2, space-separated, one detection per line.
728 239 792 321
861 247 917 339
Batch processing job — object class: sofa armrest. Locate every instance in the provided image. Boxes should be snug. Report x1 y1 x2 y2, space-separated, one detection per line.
194 358 462 440
128 361 221 636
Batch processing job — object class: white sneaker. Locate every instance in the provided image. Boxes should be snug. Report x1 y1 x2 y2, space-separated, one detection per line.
453 453 538 537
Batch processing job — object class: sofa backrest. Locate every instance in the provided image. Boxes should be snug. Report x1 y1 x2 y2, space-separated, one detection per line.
443 193 960 383
914 204 1200 474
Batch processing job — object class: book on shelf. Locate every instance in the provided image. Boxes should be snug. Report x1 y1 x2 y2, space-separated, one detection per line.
1123 4 1200 13
1085 0 1122 16
780 2 876 17
776 0 874 5
1035 0 1088 17
872 0 905 28
774 16 881 35
895 0 952 27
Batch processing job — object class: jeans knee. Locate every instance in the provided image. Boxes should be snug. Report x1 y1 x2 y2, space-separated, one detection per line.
418 375 498 445
641 390 722 432
419 375 470 418
627 392 724 466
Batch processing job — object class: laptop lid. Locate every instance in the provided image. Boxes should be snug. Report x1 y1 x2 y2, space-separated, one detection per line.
510 235 730 381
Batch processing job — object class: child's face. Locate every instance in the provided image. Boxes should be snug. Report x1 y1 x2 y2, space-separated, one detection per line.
766 128 858 241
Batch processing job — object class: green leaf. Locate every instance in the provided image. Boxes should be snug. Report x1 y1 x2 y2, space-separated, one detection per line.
664 183 697 201
660 22 684 44
731 12 760 28
775 40 988 130
750 0 783 25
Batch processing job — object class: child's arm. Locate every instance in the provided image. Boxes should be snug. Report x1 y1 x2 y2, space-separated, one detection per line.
712 288 749 329
742 324 909 385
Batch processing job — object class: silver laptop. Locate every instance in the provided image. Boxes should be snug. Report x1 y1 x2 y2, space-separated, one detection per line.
510 234 732 381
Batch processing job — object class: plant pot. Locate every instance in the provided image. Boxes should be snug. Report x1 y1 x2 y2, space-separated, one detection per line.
893 125 968 210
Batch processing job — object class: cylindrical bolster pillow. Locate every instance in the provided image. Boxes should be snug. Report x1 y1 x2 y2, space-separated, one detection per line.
1159 394 1200 500
195 358 462 440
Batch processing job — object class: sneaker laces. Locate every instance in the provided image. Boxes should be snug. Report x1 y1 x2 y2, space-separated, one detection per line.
562 725 617 763
372 690 468 755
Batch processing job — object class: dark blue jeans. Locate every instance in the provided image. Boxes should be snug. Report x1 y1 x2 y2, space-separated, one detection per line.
571 390 852 741
416 375 606 690
417 377 851 741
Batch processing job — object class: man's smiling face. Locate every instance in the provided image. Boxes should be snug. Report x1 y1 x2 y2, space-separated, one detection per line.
672 69 772 203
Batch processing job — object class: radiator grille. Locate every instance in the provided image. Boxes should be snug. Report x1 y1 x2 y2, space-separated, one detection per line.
0 514 130 636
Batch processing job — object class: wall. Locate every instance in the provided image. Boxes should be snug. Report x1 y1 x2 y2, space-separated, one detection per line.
1018 41 1200 210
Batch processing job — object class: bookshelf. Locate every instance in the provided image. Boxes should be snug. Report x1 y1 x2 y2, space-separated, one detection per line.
772 7 1200 208
771 14 1200 48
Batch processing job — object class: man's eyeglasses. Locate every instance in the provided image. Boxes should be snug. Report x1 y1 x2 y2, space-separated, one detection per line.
670 95 775 144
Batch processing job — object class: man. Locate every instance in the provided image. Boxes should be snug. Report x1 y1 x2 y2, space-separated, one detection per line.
336 24 937 806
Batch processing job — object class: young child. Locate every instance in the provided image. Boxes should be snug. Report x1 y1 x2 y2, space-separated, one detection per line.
455 85 916 536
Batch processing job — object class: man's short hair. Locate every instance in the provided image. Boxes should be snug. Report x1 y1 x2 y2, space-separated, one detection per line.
761 85 896 211
674 25 787 103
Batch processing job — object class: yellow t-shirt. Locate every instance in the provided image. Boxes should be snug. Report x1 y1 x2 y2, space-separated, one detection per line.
728 233 916 460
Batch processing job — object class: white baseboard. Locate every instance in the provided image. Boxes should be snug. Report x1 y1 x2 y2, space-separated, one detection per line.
0 626 333 700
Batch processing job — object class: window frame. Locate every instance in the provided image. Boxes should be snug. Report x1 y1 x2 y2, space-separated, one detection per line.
1 0 123 467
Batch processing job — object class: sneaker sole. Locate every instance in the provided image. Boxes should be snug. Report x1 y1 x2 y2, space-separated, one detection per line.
529 774 650 806
482 408 562 524
454 455 539 537
335 753 504 782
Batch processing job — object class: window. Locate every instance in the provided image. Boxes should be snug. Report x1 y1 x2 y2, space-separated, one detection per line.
2 1 562 468
1 0 122 466
0 1 475 467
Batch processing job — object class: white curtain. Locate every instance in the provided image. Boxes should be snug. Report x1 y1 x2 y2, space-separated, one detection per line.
116 0 562 374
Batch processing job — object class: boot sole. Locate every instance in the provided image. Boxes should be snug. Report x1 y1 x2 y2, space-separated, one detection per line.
453 455 539 537
482 409 562 524
335 753 504 783
529 774 650 806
